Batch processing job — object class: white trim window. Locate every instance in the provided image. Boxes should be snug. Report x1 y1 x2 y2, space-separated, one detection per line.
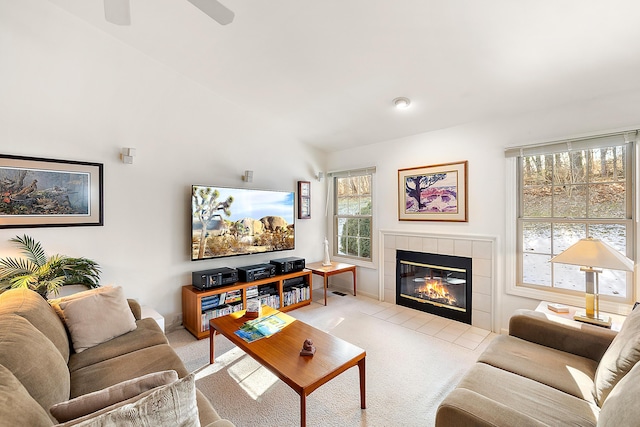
506 131 636 305
330 167 375 262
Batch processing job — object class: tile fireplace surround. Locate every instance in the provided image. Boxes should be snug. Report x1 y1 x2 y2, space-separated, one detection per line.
380 230 497 332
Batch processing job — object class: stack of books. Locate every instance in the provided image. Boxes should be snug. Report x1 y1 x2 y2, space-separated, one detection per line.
257 284 280 309
547 303 569 313
224 289 242 304
234 311 294 343
246 286 258 299
283 284 310 307
200 303 243 332
201 294 221 311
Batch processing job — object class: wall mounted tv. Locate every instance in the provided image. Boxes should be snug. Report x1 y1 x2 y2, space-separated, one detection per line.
192 185 295 261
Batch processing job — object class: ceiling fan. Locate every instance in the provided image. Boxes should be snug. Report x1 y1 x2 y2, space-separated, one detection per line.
104 0 235 26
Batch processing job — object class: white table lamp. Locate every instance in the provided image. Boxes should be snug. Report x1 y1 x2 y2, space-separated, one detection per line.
550 237 634 327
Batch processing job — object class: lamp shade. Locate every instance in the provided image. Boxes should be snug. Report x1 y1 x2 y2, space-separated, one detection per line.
550 237 634 271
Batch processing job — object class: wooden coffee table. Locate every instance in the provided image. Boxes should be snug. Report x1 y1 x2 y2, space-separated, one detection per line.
209 306 366 426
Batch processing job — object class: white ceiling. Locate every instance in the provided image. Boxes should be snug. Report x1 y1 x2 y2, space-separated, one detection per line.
47 0 640 152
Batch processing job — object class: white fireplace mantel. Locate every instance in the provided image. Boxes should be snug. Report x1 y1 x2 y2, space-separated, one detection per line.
378 230 498 332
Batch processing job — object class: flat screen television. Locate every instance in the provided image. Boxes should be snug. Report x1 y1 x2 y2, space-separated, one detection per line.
191 185 295 261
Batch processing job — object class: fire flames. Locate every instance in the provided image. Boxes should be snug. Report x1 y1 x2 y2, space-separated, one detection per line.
416 278 456 305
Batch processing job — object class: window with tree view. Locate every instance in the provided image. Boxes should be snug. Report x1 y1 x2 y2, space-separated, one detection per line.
334 171 373 261
517 137 634 301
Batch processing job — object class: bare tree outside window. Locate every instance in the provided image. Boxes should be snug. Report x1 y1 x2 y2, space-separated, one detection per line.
519 144 633 300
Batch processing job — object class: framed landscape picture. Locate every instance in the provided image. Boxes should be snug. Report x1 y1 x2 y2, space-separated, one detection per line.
398 160 468 222
0 154 103 228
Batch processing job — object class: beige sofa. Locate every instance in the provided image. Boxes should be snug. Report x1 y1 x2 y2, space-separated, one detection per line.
436 307 640 426
0 287 235 426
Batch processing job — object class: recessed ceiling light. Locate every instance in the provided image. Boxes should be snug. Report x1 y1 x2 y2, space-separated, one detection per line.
393 97 411 109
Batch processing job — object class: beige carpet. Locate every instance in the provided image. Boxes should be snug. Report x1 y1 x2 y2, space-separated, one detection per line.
167 290 496 427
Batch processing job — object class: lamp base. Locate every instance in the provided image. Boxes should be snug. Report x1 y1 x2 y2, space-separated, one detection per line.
573 311 612 328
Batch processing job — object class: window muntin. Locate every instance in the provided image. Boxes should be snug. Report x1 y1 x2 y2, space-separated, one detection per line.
518 144 633 300
334 173 372 261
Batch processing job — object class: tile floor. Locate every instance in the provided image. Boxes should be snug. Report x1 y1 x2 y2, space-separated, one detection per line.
313 288 494 350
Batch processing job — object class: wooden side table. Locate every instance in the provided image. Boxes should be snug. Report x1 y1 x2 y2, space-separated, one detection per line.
306 262 356 306
535 301 626 332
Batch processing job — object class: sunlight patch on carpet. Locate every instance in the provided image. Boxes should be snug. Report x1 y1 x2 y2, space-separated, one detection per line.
325 316 346 331
194 347 245 379
194 347 279 400
228 356 278 400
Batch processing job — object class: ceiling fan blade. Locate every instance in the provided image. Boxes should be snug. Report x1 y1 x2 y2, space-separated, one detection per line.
187 0 235 25
104 0 131 25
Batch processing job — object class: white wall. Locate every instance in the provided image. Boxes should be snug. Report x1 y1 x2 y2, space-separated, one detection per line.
0 1 327 326
327 92 640 331
4 1 640 333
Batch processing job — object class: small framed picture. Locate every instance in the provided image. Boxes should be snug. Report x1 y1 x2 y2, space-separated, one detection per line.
298 181 311 219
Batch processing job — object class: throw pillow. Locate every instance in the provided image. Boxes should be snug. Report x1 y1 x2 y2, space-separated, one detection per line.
50 370 179 423
55 373 200 427
49 286 112 322
593 303 640 406
54 285 137 353
0 315 70 417
597 360 640 427
0 363 53 426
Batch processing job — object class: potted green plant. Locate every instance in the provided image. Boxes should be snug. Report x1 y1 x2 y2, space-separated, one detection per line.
0 234 101 298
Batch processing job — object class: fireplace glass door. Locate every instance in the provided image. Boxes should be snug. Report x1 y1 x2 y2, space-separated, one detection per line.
396 250 472 324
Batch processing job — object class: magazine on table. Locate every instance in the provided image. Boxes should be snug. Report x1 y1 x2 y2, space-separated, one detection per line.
234 311 294 343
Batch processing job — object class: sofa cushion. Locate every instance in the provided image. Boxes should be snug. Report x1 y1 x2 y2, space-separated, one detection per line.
0 314 70 418
69 344 189 398
56 373 200 427
593 304 640 406
478 335 598 403
0 288 70 362
0 363 54 426
195 389 224 426
597 360 640 427
68 318 168 373
436 362 599 427
509 309 616 362
50 370 179 423
53 286 137 353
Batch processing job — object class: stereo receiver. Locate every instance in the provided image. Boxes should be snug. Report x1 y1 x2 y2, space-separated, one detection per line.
192 267 238 290
269 257 305 274
237 264 276 282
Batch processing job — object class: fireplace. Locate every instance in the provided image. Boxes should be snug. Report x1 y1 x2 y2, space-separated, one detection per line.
396 250 472 324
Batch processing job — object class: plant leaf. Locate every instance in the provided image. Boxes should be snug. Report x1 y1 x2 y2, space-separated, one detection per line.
0 257 37 279
61 257 101 287
10 235 47 267
1 235 101 295
8 274 38 289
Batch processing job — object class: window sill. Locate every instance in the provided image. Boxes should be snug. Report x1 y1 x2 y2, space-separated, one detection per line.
330 255 376 270
507 283 632 316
